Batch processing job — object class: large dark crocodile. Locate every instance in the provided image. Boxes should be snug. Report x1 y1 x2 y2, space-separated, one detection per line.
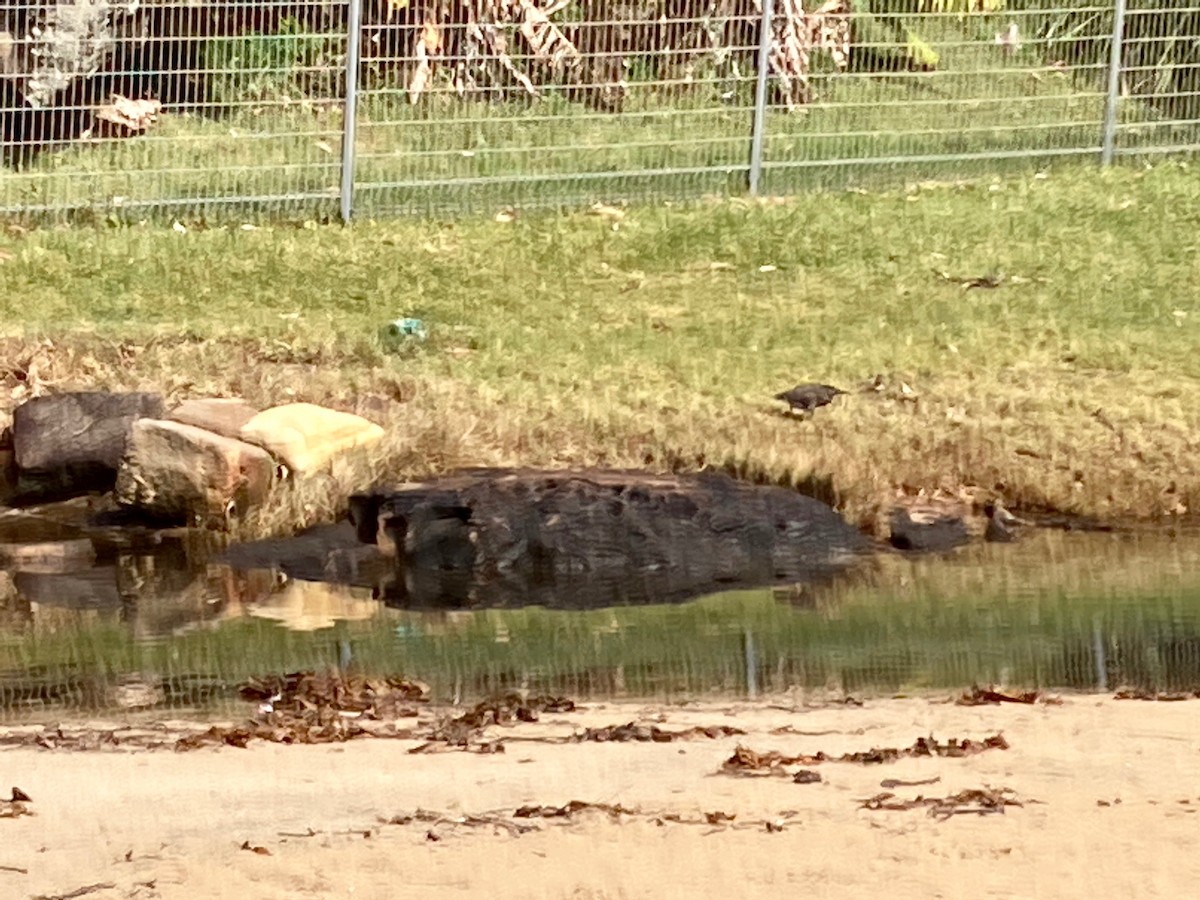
344 468 871 610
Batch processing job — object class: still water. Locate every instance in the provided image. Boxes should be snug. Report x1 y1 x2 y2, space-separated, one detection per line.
2 506 1199 716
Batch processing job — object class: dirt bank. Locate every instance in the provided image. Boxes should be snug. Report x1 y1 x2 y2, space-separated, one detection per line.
2 330 1195 542
1 694 1198 899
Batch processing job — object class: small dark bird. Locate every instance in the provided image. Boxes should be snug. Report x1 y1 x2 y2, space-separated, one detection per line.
983 501 1023 543
774 383 846 416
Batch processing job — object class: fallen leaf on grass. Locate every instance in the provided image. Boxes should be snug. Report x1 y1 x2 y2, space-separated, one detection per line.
933 269 1005 290
588 203 625 220
94 95 161 134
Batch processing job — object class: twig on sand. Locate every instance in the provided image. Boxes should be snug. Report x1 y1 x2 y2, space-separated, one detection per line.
33 883 116 900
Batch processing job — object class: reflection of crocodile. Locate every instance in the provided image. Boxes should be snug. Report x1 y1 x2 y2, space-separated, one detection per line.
347 468 871 610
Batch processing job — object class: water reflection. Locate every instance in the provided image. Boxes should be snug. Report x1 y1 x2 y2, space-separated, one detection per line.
1 510 1200 715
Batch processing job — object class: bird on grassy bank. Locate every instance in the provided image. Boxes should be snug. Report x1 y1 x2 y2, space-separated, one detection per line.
774 383 847 417
983 501 1026 543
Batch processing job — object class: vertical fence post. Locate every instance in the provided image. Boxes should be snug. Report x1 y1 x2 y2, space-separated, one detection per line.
1101 0 1128 165
1093 616 1108 692
748 0 774 195
744 629 759 699
340 0 365 223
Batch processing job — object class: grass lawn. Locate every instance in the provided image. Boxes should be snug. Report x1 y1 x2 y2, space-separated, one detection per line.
0 162 1198 535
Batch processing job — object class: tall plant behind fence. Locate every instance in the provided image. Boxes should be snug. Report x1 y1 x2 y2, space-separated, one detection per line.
0 0 1197 221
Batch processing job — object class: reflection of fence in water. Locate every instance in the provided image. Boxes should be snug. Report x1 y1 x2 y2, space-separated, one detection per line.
3 531 1200 716
0 2 1197 219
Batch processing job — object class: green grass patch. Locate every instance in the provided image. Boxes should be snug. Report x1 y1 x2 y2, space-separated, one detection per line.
2 163 1199 532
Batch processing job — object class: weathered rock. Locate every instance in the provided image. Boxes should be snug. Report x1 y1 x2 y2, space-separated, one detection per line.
351 468 871 610
168 398 260 440
12 391 164 501
0 448 13 501
888 506 969 553
0 410 12 497
115 419 275 525
0 538 97 573
239 403 385 476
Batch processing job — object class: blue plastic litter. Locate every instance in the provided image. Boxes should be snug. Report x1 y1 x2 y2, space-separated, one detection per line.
386 318 428 341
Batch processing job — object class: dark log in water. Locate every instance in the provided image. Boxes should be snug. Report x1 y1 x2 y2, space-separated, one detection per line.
348 468 871 610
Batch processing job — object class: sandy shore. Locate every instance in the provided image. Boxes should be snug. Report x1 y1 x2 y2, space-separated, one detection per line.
1 694 1199 900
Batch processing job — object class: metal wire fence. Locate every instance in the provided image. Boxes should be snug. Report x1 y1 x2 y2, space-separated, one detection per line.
0 0 1197 221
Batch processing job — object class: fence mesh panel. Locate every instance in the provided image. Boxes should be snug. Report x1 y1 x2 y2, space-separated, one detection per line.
761 6 1113 192
351 3 763 215
0 1 1198 220
1116 2 1200 155
0 0 350 221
